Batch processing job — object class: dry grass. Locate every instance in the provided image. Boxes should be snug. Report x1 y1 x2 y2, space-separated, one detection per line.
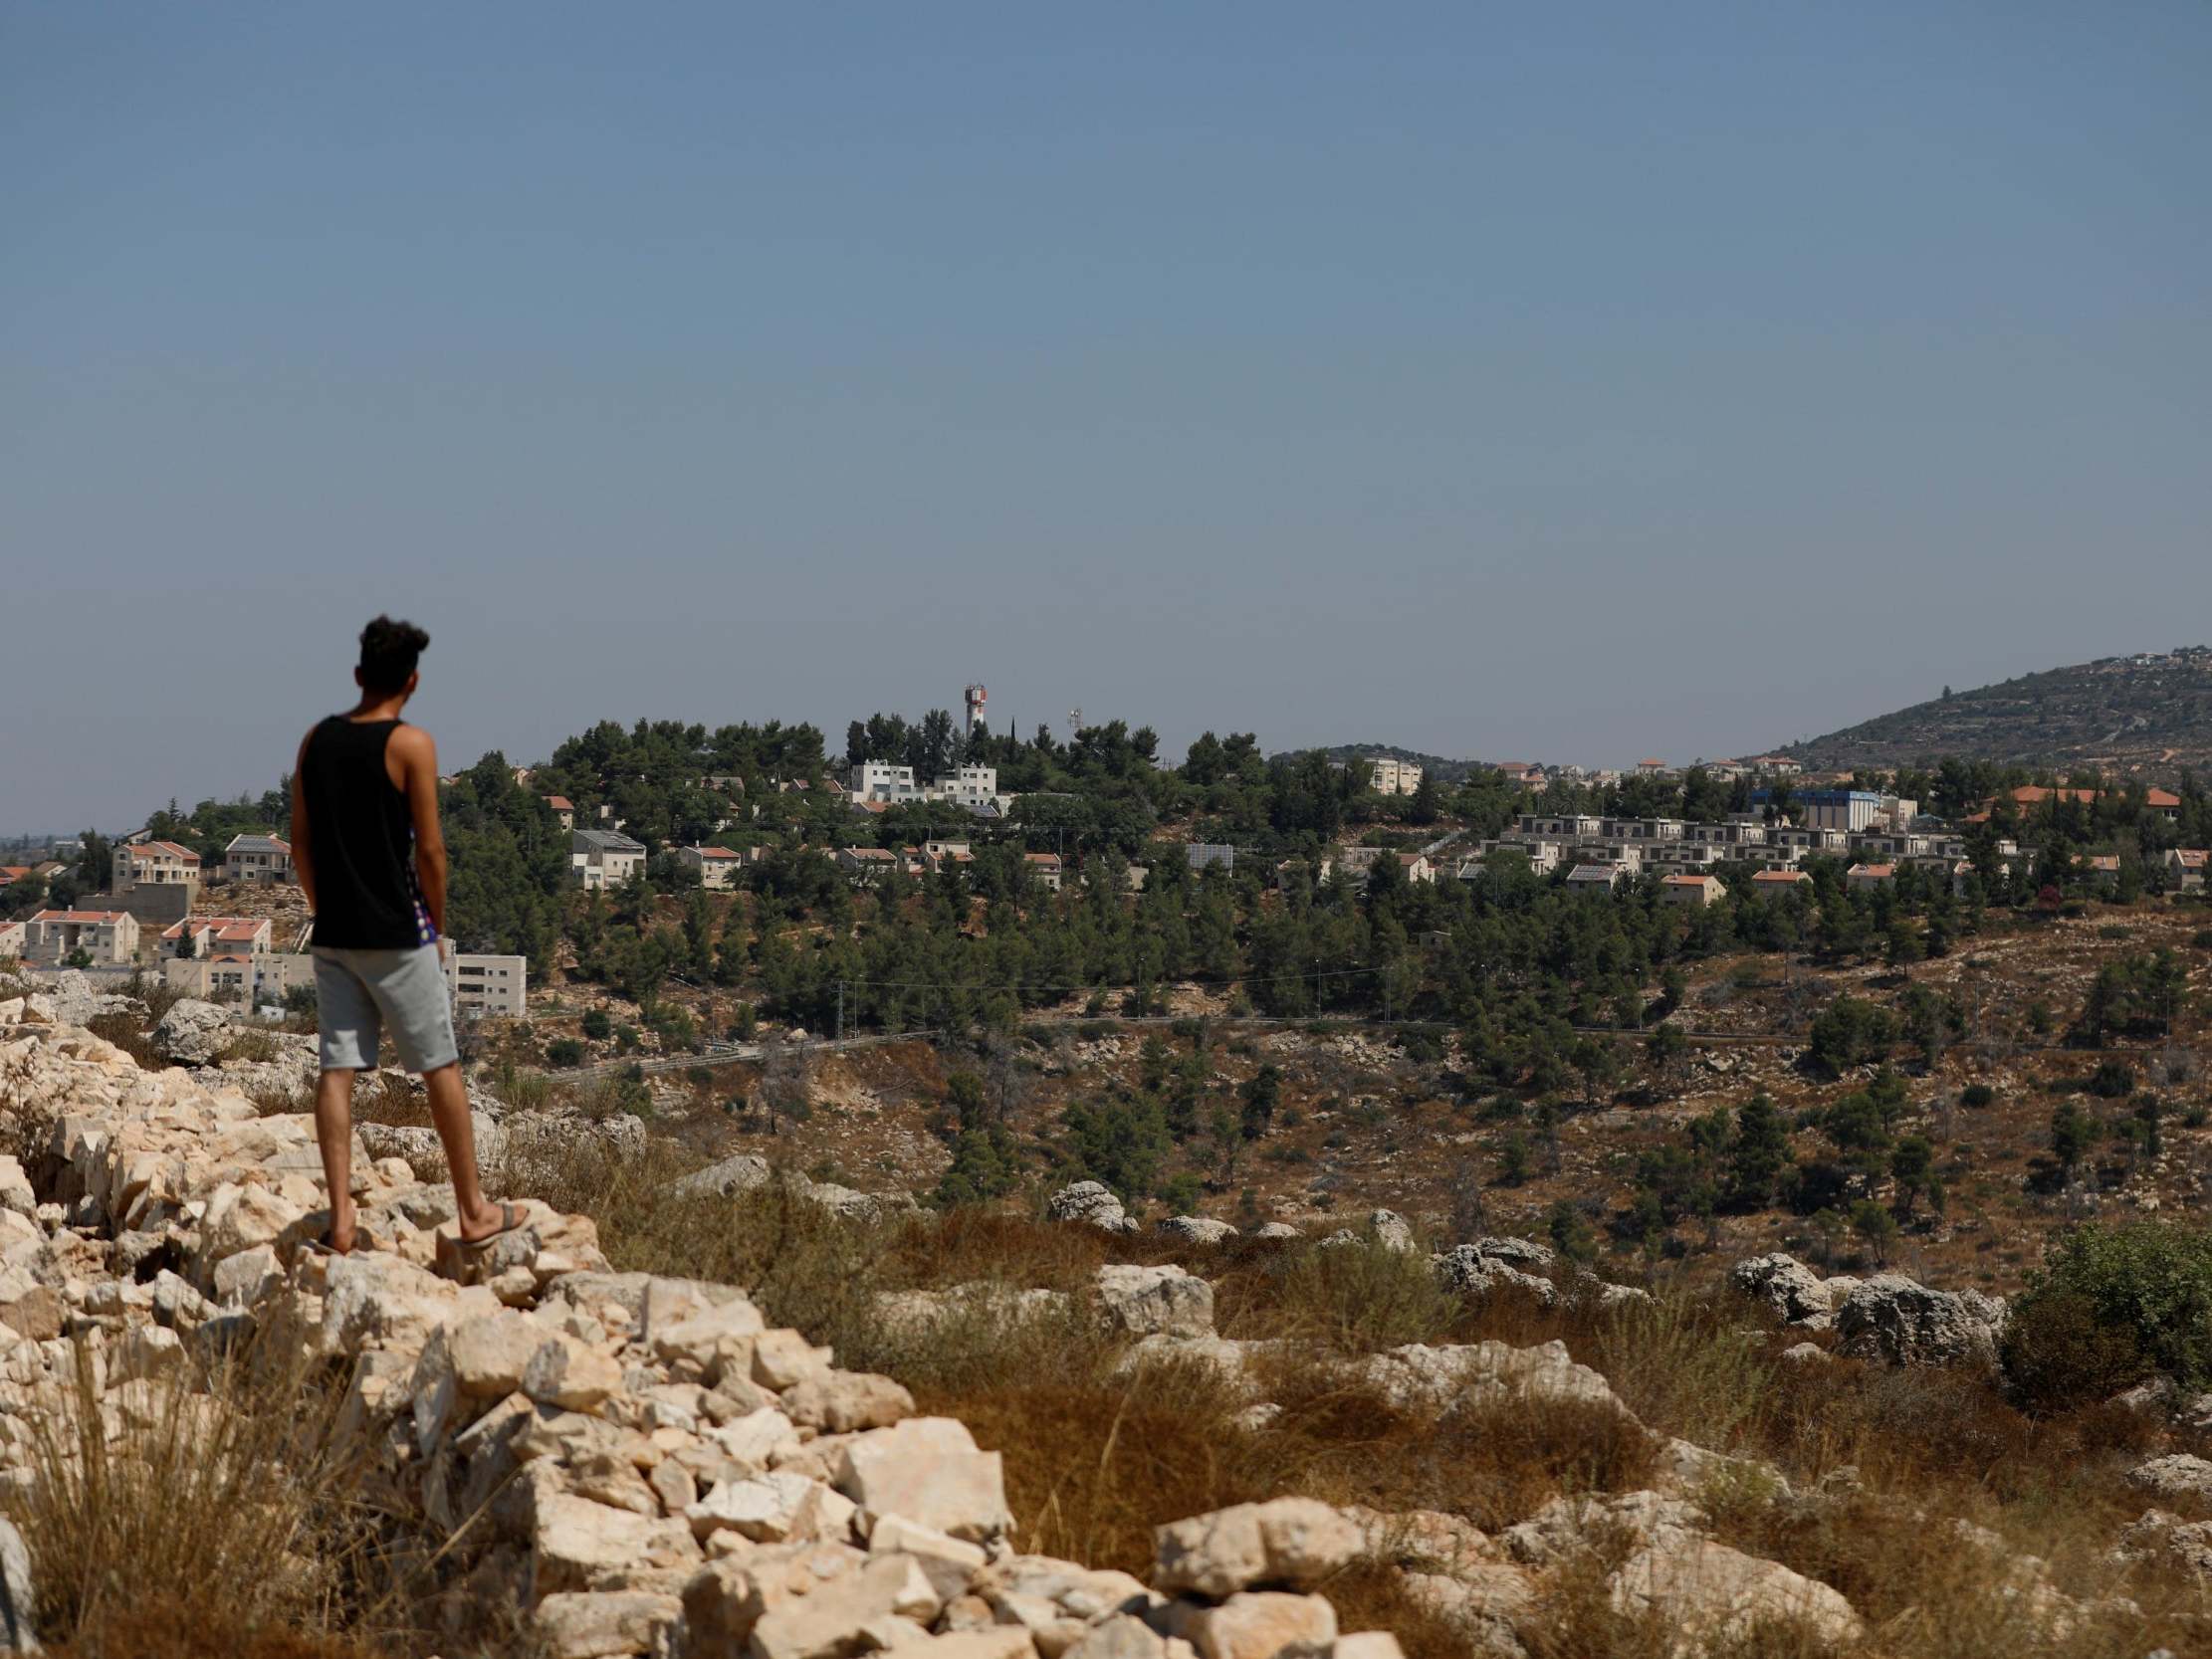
84 1013 163 1073
10 1327 377 1652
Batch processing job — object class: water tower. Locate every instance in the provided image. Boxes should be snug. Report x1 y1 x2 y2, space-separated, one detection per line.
964 684 988 737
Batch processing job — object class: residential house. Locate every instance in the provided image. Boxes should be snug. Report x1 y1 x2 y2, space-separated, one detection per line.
1516 814 1604 841
0 866 31 890
1395 853 1436 885
1661 873 1725 909
1565 864 1625 893
542 796 575 830
2077 853 2121 889
223 833 294 885
935 766 1003 810
834 846 899 883
164 950 315 1006
1186 843 1235 874
23 909 139 966
569 829 647 890
113 840 201 896
679 846 745 890
448 952 529 1020
162 917 274 959
1024 852 1065 893
0 921 24 959
1750 869 1813 893
1845 863 1895 892
2159 848 2207 892
1634 758 1674 779
1472 840 1560 876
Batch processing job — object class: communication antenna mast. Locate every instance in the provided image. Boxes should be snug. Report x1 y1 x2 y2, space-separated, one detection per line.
1068 707 1084 737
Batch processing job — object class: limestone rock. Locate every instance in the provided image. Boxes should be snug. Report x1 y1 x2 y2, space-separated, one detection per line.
1095 1265 1216 1340
534 1493 704 1594
1357 1340 1632 1418
1835 1275 2006 1368
534 1589 683 1659
836 1417 1012 1542
1608 1535 1864 1647
670 1153 774 1201
1156 1216 1237 1246
1045 1181 1137 1234
749 1552 942 1659
1163 1591 1335 1659
1729 1253 1839 1330
150 999 233 1066
782 1371 916 1433
2125 1454 2212 1504
1154 1498 1362 1598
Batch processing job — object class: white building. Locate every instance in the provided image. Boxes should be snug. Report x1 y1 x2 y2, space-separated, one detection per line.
448 952 529 1020
849 762 924 805
162 917 275 958
679 846 745 890
935 765 1002 810
23 909 140 966
1367 757 1424 796
114 840 201 897
569 829 647 890
163 950 315 1006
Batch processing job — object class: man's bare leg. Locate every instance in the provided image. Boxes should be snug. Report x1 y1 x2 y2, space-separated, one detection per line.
314 1068 358 1252
422 1061 509 1240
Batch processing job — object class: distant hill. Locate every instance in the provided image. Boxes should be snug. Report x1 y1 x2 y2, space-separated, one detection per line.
1782 648 2212 775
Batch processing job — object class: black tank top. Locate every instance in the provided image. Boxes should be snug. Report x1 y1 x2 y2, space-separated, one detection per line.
300 717 432 949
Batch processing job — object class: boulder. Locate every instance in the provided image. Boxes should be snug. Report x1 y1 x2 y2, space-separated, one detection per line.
1157 1216 1238 1246
1252 1223 1300 1241
1835 1275 2006 1368
533 1493 703 1594
1502 1491 1703 1567
1357 1340 1631 1418
868 1515 988 1602
150 999 233 1066
1434 1247 1556 1308
1153 1499 1362 1598
835 1417 1011 1542
533 1589 684 1659
2125 1454 2212 1505
1046 1181 1137 1235
1729 1254 1838 1329
748 1552 942 1659
781 1371 916 1433
669 1153 774 1201
1163 1591 1335 1659
0 1515 36 1651
1367 1210 1417 1253
2115 1509 2212 1580
1094 1265 1216 1340
1608 1536 1864 1647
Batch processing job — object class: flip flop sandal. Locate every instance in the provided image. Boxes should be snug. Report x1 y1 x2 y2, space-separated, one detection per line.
437 1202 530 1273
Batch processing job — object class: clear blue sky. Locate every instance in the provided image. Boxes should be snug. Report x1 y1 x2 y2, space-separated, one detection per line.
4 3 2208 831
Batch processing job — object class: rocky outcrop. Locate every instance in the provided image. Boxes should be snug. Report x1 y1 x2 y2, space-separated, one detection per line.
1607 1534 1865 1647
2124 1454 2212 1505
1834 1275 2006 1369
1156 1216 1237 1246
149 997 234 1066
1728 1254 1859 1332
1046 1181 1138 1235
1094 1265 1216 1340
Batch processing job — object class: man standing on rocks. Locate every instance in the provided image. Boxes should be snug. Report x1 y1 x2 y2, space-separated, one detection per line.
289 615 522 1258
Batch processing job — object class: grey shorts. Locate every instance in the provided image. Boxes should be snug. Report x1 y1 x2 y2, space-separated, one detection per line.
312 943 458 1074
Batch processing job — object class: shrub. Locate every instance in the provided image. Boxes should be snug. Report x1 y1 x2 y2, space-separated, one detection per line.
2087 1058 2134 1099
546 1037 586 1068
580 1008 612 1041
1807 996 1895 1076
2003 1220 2212 1404
1960 1083 1995 1109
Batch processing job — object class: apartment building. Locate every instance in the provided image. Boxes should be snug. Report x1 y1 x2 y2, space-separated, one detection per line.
1366 757 1424 797
114 840 201 896
448 952 529 1020
23 909 139 966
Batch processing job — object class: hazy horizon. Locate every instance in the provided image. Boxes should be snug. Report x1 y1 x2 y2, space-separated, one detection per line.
6 4 2209 831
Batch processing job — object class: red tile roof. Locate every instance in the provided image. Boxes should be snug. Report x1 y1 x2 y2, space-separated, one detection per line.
1752 869 1810 883
121 841 200 863
543 795 574 811
693 847 740 860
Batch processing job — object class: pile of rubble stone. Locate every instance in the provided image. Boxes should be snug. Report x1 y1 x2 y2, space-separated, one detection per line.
1 1002 2201 1658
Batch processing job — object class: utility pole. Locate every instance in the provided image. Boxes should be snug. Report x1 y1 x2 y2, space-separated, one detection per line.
836 979 844 1043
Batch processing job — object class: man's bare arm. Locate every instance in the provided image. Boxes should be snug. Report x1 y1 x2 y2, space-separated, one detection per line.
289 731 318 912
392 726 449 938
